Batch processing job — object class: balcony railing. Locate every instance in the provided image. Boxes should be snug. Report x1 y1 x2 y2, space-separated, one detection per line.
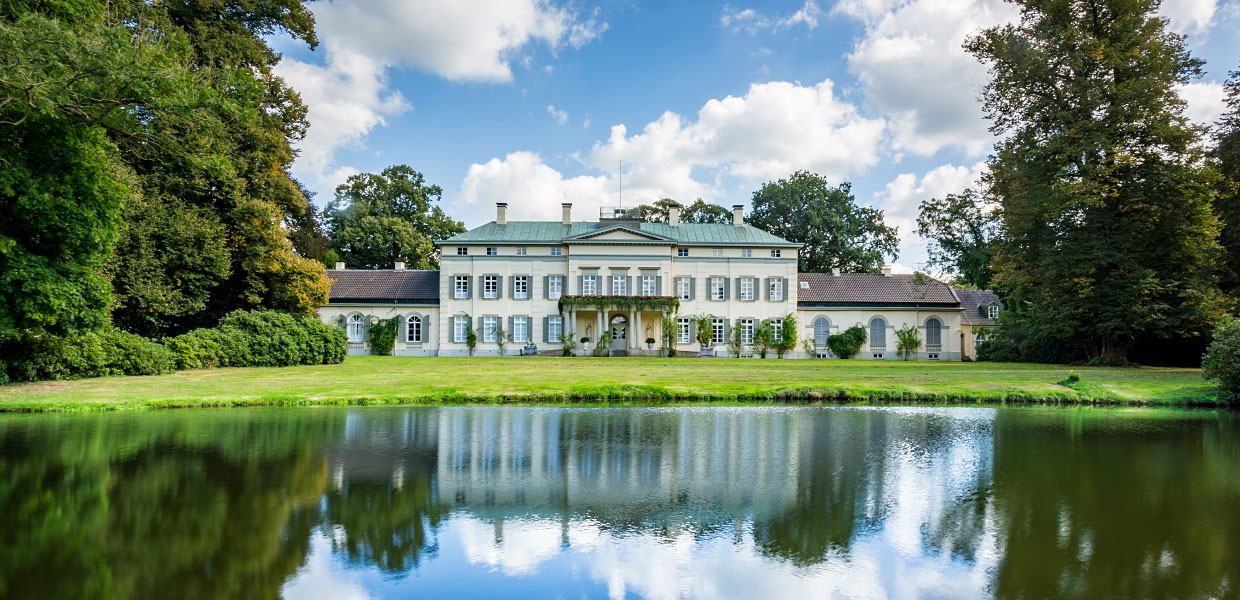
600 207 644 221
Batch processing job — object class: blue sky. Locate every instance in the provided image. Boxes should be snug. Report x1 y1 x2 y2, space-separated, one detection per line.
273 0 1240 271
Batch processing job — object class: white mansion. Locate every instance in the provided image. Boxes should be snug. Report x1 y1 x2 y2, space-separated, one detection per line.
318 203 1001 360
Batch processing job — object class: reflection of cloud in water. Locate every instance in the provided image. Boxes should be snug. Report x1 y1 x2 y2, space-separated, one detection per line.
283 535 377 600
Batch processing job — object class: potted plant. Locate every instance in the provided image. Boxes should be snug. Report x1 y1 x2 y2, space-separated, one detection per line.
580 336 590 352
695 316 715 357
645 337 656 350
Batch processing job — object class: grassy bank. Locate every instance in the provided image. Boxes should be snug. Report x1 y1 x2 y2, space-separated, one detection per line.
0 356 1219 412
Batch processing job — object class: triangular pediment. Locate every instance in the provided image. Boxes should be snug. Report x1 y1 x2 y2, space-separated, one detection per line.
564 225 675 243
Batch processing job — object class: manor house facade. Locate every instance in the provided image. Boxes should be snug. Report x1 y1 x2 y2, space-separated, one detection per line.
318 203 993 360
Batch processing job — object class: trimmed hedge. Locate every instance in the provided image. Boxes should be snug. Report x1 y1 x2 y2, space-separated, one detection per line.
0 328 175 383
164 309 346 369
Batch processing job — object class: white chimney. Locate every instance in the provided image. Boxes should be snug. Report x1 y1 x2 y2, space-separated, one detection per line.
496 202 507 225
669 206 681 226
832 267 841 276
394 261 405 270
561 202 572 225
881 265 893 276
732 205 744 226
335 261 345 270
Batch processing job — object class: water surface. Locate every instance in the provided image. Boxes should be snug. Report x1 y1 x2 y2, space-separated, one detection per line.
1 405 1236 599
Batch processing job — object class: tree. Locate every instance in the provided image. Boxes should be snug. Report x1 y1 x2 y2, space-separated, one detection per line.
775 314 799 358
748 172 899 273
966 0 1225 364
325 166 464 269
1214 67 1240 295
331 217 434 270
916 188 1001 289
895 324 922 360
638 198 733 224
286 186 333 263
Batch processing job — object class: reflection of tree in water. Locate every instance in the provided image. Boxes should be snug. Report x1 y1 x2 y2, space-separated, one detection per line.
989 410 1240 599
0 412 336 600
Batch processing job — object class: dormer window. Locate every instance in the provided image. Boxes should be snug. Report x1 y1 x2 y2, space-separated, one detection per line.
988 304 1000 319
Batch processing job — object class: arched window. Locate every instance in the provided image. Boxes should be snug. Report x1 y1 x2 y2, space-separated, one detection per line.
925 317 942 347
407 315 422 344
813 317 831 346
347 314 365 342
869 317 887 347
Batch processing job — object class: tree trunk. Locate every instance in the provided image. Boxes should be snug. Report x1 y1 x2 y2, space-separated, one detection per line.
1094 339 1129 367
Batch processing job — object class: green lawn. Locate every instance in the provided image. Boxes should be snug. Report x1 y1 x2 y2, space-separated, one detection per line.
0 356 1219 411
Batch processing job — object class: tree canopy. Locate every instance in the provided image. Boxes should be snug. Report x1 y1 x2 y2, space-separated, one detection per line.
915 188 1000 289
637 198 733 224
747 171 899 274
1213 67 1240 295
966 0 1225 363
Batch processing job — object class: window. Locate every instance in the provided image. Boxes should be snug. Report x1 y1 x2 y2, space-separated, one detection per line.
483 316 498 343
771 319 784 343
710 277 725 301
677 318 691 343
988 304 1000 319
456 247 468 256
677 248 689 257
347 314 365 342
483 275 498 299
813 317 830 346
770 249 781 258
407 315 422 343
612 275 627 295
548 276 563 300
925 317 942 348
486 247 497 256
769 278 784 302
641 275 656 296
551 247 562 256
454 275 469 299
677 277 691 300
742 249 752 258
582 274 597 296
453 317 468 343
513 317 528 343
513 276 528 299
740 319 755 345
870 317 887 348
740 277 754 301
516 247 527 256
712 248 723 257
711 318 725 345
548 316 563 341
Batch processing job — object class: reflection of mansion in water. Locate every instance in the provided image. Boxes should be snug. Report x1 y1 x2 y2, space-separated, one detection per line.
319 203 1003 360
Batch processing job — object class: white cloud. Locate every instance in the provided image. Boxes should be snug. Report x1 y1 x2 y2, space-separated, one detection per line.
1179 81 1228 127
458 79 886 221
843 0 1019 157
1158 0 1218 34
547 104 569 125
874 162 988 270
277 0 606 199
721 1 824 33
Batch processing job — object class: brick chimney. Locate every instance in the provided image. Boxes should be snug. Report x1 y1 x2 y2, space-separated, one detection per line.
562 202 572 225
669 206 681 226
496 202 507 225
732 205 744 226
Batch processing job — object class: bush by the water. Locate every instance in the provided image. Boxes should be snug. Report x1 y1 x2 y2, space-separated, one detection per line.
165 310 347 369
0 328 175 383
1202 317 1240 403
827 326 867 359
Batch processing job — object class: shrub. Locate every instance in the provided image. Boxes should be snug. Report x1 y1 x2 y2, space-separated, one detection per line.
775 314 798 358
0 328 175 382
164 310 346 369
828 326 866 359
368 317 399 356
1203 317 1240 403
755 322 773 358
895 324 921 360
975 311 1085 364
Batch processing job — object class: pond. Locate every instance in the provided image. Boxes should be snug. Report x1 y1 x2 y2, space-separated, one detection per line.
1 405 1237 599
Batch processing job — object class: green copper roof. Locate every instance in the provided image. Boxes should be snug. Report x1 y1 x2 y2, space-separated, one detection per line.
439 221 801 247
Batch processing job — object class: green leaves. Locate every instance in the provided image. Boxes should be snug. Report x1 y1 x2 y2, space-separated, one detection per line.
916 188 999 289
748 171 899 274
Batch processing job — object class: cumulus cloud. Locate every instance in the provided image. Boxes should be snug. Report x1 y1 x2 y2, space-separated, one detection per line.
874 162 988 271
276 0 606 198
1178 81 1228 127
720 1 824 33
1158 0 1218 34
546 104 569 125
458 79 886 221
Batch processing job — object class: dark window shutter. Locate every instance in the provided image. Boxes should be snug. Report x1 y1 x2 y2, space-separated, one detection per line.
543 276 550 300
476 316 483 338
688 319 696 344
735 278 742 300
508 316 514 341
689 277 696 300
544 316 551 343
655 276 662 296
723 278 730 301
577 275 584 295
497 276 504 299
626 276 632 296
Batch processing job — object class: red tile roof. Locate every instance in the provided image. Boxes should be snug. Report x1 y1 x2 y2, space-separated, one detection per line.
326 270 439 303
797 273 959 306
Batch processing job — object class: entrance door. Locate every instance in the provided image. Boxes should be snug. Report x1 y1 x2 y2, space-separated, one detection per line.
610 316 627 350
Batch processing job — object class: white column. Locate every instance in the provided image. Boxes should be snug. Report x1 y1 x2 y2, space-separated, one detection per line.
635 310 642 350
596 310 604 348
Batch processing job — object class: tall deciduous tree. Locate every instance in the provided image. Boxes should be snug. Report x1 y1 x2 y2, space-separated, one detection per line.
1214 67 1240 294
747 171 899 274
915 188 1001 289
638 198 733 224
325 166 464 269
966 0 1224 364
